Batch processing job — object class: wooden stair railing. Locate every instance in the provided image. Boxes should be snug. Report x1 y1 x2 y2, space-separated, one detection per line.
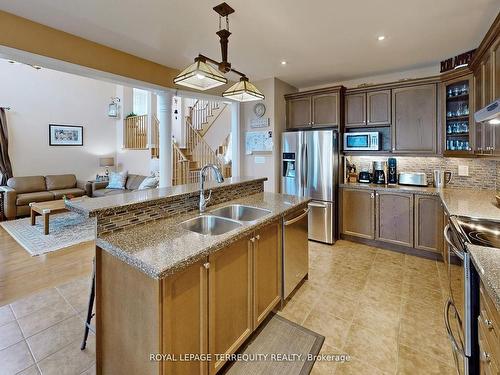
190 100 220 131
185 115 221 172
123 114 148 149
172 142 190 185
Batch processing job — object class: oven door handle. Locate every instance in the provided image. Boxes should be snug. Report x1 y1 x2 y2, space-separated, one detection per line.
444 298 465 356
444 224 464 260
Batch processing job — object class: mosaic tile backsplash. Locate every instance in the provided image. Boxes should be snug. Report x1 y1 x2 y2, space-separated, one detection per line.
348 156 500 191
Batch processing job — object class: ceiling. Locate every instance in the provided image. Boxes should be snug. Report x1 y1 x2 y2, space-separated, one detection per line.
0 0 498 88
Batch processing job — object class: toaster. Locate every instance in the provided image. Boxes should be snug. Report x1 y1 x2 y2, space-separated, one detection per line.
398 172 428 187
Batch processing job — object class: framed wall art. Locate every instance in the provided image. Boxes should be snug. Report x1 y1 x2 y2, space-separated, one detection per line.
49 124 84 146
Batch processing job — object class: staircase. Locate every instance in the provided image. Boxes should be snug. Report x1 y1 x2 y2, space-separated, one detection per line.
172 100 231 186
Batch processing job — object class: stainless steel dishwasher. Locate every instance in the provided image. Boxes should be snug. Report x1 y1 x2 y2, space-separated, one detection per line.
282 206 309 300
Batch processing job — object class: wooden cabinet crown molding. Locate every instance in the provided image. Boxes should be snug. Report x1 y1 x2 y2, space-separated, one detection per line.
284 85 345 99
469 11 500 70
344 76 441 94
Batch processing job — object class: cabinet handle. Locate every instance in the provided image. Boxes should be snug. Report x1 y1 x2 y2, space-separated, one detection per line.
481 351 491 363
311 121 315 125
376 192 379 196
255 235 260 240
370 193 374 199
203 262 210 269
250 237 256 243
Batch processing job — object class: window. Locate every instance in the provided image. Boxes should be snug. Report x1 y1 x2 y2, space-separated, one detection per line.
133 88 149 116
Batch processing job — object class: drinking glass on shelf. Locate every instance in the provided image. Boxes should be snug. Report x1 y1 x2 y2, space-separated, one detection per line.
447 124 452 134
461 85 468 95
447 110 453 118
464 104 469 115
448 88 453 97
453 87 460 96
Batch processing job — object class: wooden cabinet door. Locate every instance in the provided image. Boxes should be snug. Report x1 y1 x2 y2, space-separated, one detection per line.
312 92 339 127
414 195 443 254
375 191 413 247
367 90 391 126
286 97 311 129
162 259 208 375
341 188 375 239
392 84 437 154
345 93 366 127
253 221 281 328
209 236 253 374
483 55 493 106
493 37 500 100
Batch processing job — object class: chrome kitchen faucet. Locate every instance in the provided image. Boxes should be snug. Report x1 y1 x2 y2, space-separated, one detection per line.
199 164 224 213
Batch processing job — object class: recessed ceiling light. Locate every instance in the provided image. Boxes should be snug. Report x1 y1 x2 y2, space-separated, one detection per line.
281 61 287 65
377 35 386 41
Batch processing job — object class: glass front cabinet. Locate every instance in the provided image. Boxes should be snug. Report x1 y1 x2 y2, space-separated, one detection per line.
441 74 474 156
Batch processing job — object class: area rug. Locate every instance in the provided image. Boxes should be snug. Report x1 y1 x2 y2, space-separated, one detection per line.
0 212 95 256
221 314 324 375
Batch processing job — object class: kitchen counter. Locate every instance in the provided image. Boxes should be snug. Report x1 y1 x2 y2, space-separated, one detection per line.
97 192 310 279
468 244 500 310
66 176 266 217
440 189 500 222
339 182 441 195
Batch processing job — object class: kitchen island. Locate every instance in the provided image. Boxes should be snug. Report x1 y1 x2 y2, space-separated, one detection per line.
67 177 310 375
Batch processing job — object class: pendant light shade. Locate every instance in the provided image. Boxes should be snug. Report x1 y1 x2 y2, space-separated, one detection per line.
222 76 265 102
174 58 227 90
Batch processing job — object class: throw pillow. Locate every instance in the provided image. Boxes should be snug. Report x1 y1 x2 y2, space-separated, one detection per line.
106 171 128 189
138 175 159 190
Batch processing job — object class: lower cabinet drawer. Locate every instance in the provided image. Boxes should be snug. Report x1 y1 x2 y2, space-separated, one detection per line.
479 317 500 375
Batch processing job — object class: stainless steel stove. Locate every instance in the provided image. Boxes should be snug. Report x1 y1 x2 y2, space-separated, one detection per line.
454 217 500 248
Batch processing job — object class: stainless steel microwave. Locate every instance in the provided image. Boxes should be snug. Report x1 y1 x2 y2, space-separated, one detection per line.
343 132 380 151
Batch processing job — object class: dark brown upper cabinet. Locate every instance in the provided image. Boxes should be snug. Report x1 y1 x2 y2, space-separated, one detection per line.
286 97 311 129
392 84 438 154
285 86 344 129
470 13 500 156
345 90 391 128
345 93 366 127
367 90 391 126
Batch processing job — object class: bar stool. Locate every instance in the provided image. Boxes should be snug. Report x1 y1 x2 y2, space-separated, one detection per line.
81 257 95 350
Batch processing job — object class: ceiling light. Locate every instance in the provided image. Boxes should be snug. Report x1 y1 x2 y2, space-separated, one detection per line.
281 61 287 65
174 57 227 90
173 2 264 101
489 118 500 125
222 76 265 102
377 35 386 41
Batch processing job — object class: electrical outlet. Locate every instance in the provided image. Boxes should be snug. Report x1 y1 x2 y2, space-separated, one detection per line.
458 165 469 176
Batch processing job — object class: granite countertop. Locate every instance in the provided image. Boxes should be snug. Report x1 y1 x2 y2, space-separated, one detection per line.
97 192 310 279
440 189 500 222
66 176 266 217
468 244 500 310
339 182 441 195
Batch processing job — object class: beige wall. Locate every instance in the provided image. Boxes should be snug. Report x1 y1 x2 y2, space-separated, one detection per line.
203 104 231 152
300 65 440 91
0 59 117 181
240 78 297 192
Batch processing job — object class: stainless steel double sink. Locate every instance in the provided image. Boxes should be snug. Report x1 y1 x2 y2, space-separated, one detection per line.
180 204 271 236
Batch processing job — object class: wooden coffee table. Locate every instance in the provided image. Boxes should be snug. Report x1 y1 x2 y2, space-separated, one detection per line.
30 200 69 235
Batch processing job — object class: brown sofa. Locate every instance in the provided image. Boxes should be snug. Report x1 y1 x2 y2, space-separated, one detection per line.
90 174 147 197
0 174 89 219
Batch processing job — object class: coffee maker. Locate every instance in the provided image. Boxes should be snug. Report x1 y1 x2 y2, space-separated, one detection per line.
387 158 397 184
373 161 386 185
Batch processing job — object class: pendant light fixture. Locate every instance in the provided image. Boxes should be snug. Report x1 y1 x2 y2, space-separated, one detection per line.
173 2 264 102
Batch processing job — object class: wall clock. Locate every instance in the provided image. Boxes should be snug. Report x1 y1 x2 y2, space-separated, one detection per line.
254 103 266 118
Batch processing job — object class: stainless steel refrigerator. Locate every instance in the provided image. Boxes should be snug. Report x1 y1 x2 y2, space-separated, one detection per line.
281 129 338 244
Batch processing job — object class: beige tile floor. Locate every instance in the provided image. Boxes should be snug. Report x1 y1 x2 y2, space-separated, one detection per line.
278 240 457 375
0 240 456 375
0 277 95 375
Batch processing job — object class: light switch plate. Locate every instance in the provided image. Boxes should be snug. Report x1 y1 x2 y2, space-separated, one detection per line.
458 165 469 176
254 156 266 164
